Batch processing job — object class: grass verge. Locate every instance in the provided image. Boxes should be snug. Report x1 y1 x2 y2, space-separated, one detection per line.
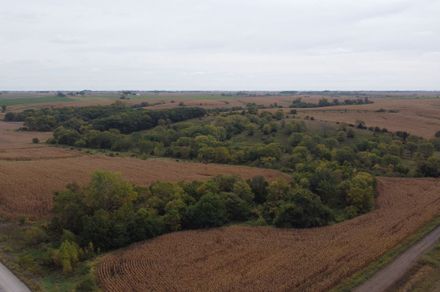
391 240 440 291
0 221 99 291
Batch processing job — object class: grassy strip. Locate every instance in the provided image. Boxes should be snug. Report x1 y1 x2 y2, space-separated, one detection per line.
332 216 440 292
0 224 42 291
0 254 40 291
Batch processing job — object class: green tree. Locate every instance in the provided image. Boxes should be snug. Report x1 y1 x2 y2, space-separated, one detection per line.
267 179 290 202
336 131 346 142
274 110 285 120
52 240 81 273
130 208 164 242
85 171 137 211
185 193 227 228
81 209 112 249
248 176 268 203
198 146 231 163
223 193 251 221
23 226 49 246
213 175 238 192
163 198 187 231
406 142 418 156
309 166 341 207
163 209 182 232
345 172 375 214
419 156 440 177
53 127 81 146
274 191 333 228
418 143 435 159
288 133 303 147
51 183 86 235
233 180 254 203
334 147 356 164
290 146 311 164
262 122 278 135
285 121 305 135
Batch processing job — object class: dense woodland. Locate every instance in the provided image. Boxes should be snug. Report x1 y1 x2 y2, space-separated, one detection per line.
28 169 372 276
4 103 206 132
4 101 440 281
6 101 438 178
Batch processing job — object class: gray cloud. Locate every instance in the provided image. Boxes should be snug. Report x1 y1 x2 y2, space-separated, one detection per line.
0 0 439 90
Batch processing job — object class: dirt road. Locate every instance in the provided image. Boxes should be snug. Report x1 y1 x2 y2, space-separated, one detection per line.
0 262 30 292
354 225 440 292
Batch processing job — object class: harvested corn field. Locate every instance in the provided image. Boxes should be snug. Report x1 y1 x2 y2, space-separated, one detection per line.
295 98 440 139
0 155 284 219
96 178 440 292
0 121 285 219
0 121 52 149
0 121 76 161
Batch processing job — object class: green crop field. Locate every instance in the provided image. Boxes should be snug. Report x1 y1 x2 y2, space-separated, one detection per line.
0 96 74 106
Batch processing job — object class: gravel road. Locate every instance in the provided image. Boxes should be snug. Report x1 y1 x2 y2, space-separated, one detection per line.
355 225 440 292
0 262 30 292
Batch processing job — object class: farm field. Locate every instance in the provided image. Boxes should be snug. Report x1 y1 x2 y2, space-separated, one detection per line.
19 99 440 140
0 121 285 219
0 92 388 111
0 121 53 148
4 91 440 139
96 177 440 292
2 92 440 291
1 91 295 111
1 0 439 290
0 95 74 106
295 98 440 139
0 156 284 219
0 91 240 110
0 121 74 161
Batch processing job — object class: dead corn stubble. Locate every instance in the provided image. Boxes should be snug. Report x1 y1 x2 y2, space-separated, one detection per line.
295 98 440 139
0 120 285 219
0 156 285 219
97 178 440 292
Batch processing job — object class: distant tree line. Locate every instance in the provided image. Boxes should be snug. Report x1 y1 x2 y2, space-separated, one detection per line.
4 103 206 132
289 97 372 108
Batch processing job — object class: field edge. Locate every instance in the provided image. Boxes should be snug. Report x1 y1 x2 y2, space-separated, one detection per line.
331 215 440 292
0 228 40 291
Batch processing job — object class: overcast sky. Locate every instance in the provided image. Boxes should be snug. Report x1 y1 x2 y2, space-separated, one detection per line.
0 0 439 91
